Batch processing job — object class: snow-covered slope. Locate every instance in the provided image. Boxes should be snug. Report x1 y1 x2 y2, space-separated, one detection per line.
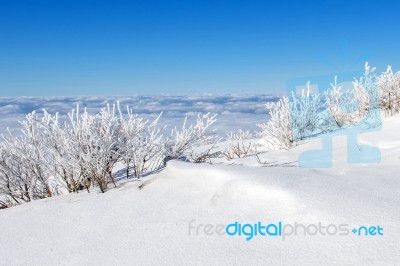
1 116 399 265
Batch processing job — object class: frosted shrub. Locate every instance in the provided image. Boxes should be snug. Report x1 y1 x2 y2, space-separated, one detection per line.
0 113 63 208
126 114 164 178
118 107 217 177
223 130 254 160
257 97 292 149
289 83 321 140
15 112 60 197
67 105 121 192
377 66 400 116
326 78 369 127
326 64 377 128
118 104 143 179
0 141 33 208
257 85 321 150
356 63 379 110
164 113 217 163
0 102 218 208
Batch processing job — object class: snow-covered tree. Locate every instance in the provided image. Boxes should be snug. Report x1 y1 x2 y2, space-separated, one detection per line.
257 84 321 149
377 66 400 116
0 112 63 208
117 103 146 178
16 112 58 197
257 97 292 149
117 103 165 178
223 130 254 160
66 105 121 193
289 83 321 140
0 101 218 207
164 113 217 163
128 115 164 178
0 140 32 207
326 64 375 128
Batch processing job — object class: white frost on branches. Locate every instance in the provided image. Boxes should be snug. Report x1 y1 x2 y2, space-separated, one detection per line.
164 113 217 162
0 102 217 208
223 130 254 160
257 84 321 149
377 65 400 116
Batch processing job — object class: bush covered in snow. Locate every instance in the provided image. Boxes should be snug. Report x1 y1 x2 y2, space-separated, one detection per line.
164 113 218 163
257 84 321 149
223 130 254 160
326 63 377 128
0 103 216 208
258 63 400 150
377 66 400 116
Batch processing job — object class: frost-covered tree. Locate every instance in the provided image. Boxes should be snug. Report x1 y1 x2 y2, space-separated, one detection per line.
289 83 321 140
326 64 376 127
257 84 321 149
117 103 165 178
117 103 146 178
164 113 217 163
377 66 400 116
16 112 57 197
0 140 32 207
35 110 80 193
0 101 217 208
257 97 292 149
357 62 379 110
0 112 63 208
223 130 254 160
66 105 121 193
128 115 164 178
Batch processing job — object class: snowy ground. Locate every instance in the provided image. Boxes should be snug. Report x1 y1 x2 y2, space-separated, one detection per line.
0 98 399 265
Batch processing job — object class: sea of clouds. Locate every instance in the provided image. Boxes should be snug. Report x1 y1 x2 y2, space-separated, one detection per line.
0 95 279 136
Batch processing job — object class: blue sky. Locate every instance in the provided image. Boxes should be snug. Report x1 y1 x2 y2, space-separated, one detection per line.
1 0 400 96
